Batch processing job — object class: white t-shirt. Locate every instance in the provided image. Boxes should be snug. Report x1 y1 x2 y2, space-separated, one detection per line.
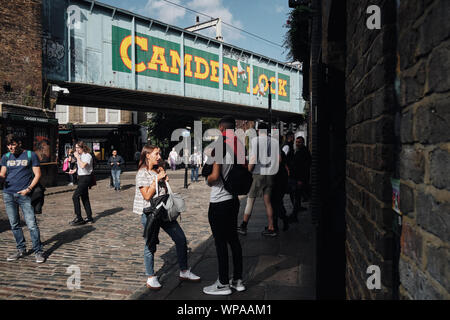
133 169 167 215
169 151 178 161
77 153 93 176
209 162 233 203
282 145 290 155
250 135 273 175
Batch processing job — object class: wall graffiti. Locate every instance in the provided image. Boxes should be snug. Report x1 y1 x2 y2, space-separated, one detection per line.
43 38 66 76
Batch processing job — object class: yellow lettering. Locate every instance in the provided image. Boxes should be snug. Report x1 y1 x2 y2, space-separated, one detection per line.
120 35 148 73
148 45 170 72
169 50 180 74
223 64 238 87
210 60 219 83
278 78 287 96
252 74 269 94
194 56 210 80
184 54 193 77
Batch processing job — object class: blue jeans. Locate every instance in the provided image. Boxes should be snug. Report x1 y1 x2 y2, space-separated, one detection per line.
3 192 43 253
140 214 188 276
191 166 199 182
111 169 121 189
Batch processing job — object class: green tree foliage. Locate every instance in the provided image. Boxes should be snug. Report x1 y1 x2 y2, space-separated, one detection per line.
141 112 220 158
283 5 313 101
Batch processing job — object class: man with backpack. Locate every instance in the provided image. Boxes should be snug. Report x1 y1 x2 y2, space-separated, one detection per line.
0 134 45 263
203 116 248 296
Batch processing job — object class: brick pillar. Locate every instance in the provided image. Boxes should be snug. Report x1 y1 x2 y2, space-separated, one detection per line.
344 0 397 299
397 0 450 299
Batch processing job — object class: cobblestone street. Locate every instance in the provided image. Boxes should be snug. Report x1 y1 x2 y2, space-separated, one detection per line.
0 170 214 299
0 170 316 300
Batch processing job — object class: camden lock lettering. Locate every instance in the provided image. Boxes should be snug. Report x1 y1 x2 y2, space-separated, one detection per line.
112 26 290 102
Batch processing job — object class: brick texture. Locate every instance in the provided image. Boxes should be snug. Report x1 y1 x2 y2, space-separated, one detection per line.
344 0 397 299
397 0 450 299
0 0 43 107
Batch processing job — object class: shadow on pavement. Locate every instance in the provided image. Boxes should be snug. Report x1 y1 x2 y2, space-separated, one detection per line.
95 207 123 220
0 218 26 234
119 184 134 191
43 225 96 258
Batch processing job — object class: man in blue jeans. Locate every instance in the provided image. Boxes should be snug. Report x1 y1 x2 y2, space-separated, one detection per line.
0 134 45 263
108 150 124 191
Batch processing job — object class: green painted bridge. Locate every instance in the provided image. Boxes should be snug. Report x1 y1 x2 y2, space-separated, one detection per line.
45 0 304 121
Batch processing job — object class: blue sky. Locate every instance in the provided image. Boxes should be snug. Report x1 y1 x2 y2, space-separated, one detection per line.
99 0 293 63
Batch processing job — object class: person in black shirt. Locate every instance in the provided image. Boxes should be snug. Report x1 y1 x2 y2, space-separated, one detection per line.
289 136 311 222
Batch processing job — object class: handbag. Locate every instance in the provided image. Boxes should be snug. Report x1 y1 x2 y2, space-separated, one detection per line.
62 158 69 172
161 181 185 222
142 175 185 222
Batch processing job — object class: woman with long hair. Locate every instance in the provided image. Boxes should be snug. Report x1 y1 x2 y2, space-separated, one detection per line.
69 141 94 225
133 144 200 290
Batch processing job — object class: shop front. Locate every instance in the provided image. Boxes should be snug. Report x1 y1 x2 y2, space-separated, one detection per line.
72 124 142 163
0 103 59 186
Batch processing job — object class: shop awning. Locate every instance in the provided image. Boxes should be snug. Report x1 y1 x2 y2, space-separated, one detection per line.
58 130 72 134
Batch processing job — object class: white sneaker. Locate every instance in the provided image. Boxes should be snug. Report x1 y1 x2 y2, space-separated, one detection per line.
68 183 74 186
146 276 162 290
203 280 232 296
230 278 246 292
179 269 201 282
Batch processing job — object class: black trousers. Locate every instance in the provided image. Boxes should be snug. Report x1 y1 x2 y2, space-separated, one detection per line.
72 175 93 219
271 190 288 230
208 197 243 284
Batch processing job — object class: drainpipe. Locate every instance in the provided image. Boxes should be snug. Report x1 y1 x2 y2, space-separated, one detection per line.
310 0 322 298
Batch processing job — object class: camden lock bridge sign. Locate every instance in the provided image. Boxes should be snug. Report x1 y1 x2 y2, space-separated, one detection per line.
44 0 304 120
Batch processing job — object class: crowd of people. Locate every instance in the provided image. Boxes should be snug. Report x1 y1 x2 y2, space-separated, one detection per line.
1 116 311 296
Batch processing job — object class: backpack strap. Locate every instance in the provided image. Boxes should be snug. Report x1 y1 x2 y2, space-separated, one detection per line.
5 152 11 176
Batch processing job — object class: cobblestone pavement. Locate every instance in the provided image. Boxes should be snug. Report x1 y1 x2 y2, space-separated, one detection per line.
0 170 213 300
0 170 316 300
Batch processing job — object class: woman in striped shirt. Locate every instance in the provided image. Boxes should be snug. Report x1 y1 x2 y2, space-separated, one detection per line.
133 144 200 290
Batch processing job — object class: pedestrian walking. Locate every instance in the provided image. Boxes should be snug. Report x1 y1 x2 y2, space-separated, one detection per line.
133 144 200 290
203 116 245 296
189 147 202 182
0 134 45 263
64 148 77 186
271 150 290 231
168 148 178 171
288 136 311 223
237 122 277 237
68 141 94 226
108 150 124 191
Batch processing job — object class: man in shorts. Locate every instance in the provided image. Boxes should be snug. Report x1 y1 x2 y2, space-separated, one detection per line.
237 123 277 237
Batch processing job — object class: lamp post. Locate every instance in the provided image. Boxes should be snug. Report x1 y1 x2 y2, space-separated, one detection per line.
182 127 191 189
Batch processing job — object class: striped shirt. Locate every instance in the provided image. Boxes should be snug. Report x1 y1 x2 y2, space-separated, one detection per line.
133 169 167 215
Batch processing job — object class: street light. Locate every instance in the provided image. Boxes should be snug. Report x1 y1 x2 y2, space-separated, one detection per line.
182 127 191 189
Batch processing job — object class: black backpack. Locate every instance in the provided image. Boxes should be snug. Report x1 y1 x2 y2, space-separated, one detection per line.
219 138 253 196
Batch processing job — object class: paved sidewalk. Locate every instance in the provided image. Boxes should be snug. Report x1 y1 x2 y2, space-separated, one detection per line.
0 170 316 300
131 194 316 300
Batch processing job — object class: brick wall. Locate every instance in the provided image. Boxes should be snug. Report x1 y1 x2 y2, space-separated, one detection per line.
397 0 450 299
344 0 397 299
0 0 42 107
